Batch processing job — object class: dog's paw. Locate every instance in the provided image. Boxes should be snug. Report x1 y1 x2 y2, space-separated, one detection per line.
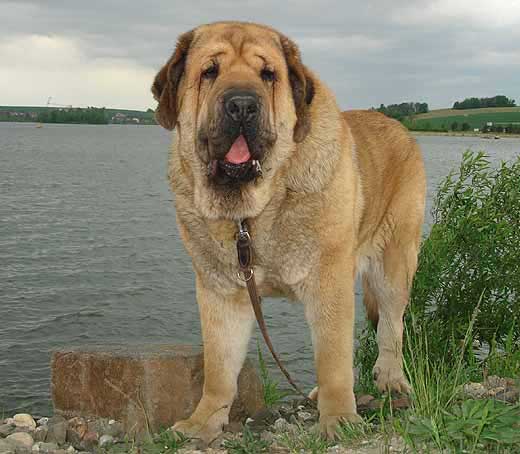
172 416 223 444
373 360 411 394
319 413 362 440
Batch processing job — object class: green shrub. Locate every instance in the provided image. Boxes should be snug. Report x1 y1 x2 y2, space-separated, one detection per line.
411 151 520 349
356 150 520 391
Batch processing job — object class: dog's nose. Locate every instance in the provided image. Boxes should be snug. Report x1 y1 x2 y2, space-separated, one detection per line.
224 90 259 123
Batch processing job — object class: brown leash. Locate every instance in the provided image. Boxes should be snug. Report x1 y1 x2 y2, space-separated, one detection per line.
236 220 314 404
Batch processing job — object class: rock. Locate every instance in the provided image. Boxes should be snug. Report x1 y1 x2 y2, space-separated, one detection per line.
357 394 375 407
296 411 313 422
494 389 520 403
0 439 15 454
288 414 299 425
36 420 48 428
32 427 48 443
3 420 14 427
464 382 487 399
51 345 264 436
65 418 87 449
260 431 276 443
104 420 124 438
79 432 98 452
247 408 279 431
5 432 34 453
0 424 15 438
272 418 297 434
487 386 506 397
32 442 59 454
12 416 36 432
485 375 507 389
98 435 113 448
46 416 67 445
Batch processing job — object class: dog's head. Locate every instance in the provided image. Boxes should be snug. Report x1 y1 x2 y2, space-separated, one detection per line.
152 22 315 217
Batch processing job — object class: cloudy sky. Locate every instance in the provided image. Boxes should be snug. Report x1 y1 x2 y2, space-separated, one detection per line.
1 0 519 111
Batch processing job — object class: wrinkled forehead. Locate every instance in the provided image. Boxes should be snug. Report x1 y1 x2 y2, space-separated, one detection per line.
189 23 285 64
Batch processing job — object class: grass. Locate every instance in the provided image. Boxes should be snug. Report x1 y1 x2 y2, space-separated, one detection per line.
223 426 270 453
276 424 333 453
257 343 291 407
103 429 189 454
407 111 520 130
414 106 520 119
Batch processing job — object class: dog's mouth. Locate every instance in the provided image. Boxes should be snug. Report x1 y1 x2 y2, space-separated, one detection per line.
207 135 263 185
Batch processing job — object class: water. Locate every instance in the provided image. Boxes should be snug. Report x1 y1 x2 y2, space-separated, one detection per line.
1 122 519 415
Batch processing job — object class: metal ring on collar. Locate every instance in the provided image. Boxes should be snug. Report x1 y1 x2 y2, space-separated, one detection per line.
237 268 254 282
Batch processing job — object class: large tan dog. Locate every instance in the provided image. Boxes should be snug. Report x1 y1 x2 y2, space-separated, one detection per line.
152 21 425 441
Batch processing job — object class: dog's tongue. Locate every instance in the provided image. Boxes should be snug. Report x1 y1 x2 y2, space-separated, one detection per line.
225 135 251 164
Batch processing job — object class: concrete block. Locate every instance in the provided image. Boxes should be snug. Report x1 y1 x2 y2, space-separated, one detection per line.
51 345 264 435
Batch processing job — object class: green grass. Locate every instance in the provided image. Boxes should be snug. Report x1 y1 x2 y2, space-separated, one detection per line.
103 429 189 454
257 344 291 407
485 325 520 379
223 426 270 453
415 107 520 119
276 423 333 453
406 109 520 130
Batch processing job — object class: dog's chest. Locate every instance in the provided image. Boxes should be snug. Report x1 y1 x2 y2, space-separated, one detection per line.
205 217 318 294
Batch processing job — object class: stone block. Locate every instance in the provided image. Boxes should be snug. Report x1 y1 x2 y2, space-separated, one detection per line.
51 345 264 436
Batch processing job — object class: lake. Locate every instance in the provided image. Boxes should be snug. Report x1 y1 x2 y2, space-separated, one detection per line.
1 122 519 415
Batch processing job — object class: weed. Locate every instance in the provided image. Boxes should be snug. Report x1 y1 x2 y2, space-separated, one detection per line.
223 426 270 453
277 424 332 453
257 343 291 407
402 399 520 452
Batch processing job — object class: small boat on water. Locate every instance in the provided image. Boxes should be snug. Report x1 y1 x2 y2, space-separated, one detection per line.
36 123 43 128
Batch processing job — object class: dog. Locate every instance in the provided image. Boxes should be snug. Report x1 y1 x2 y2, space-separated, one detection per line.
152 21 426 441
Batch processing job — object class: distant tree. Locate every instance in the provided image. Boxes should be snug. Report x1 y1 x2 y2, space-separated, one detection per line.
453 95 516 109
461 122 471 131
451 121 459 131
375 101 429 121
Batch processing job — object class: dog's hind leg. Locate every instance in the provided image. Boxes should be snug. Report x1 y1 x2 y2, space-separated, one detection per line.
363 227 420 394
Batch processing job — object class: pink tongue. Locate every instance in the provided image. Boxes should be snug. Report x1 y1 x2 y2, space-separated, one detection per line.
225 135 251 164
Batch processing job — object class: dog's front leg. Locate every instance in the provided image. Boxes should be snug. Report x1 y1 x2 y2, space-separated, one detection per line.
173 273 254 443
301 251 361 439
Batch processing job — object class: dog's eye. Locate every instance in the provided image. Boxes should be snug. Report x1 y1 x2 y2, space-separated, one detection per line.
261 68 275 82
202 64 218 80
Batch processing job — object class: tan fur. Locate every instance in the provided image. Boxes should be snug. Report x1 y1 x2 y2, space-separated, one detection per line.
152 22 426 441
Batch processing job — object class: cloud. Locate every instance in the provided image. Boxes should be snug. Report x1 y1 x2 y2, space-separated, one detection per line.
0 0 518 110
0 34 155 109
393 0 520 28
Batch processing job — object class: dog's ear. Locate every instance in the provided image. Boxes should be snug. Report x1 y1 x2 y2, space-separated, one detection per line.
280 35 315 143
151 30 194 130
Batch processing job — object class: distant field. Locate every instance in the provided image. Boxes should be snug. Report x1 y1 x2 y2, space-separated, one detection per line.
0 106 153 118
410 107 520 130
415 107 520 119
